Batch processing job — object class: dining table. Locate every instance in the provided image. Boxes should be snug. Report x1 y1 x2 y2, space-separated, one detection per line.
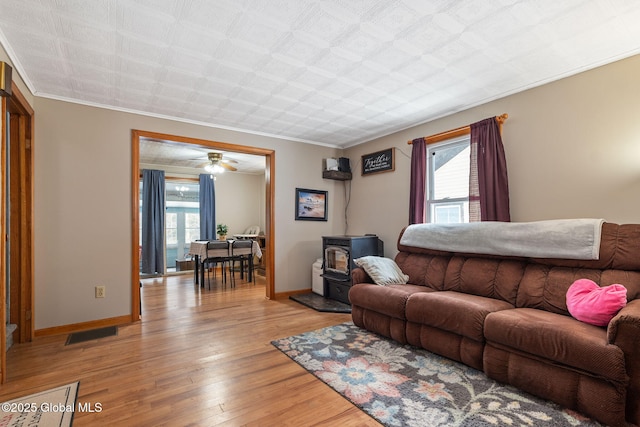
188 240 262 287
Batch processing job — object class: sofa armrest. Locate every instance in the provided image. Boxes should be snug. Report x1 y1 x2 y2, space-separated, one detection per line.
608 299 640 345
352 267 373 285
608 299 640 423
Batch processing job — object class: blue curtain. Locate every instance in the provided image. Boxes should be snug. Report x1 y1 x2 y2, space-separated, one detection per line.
199 174 216 240
141 169 165 274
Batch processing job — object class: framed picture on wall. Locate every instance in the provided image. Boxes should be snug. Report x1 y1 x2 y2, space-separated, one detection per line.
362 147 395 175
295 188 328 221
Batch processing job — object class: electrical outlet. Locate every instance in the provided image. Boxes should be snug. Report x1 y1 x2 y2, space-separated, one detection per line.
95 286 106 298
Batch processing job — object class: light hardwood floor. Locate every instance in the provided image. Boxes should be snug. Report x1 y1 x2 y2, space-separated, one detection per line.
1 273 380 426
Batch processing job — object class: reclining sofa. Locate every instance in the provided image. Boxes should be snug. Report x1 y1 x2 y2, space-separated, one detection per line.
349 221 640 426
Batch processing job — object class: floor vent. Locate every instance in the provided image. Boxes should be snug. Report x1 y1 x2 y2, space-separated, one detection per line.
65 326 118 345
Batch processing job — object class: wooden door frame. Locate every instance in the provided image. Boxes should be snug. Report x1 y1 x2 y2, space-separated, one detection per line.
0 81 34 382
130 130 275 320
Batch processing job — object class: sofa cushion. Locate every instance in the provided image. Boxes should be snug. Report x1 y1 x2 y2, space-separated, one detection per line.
353 256 409 286
516 264 640 316
395 252 450 290
517 265 599 315
485 308 627 382
566 279 627 326
444 256 526 305
406 291 514 341
349 283 432 320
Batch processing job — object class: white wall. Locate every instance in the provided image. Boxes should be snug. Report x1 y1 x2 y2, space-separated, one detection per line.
346 54 640 258
213 172 264 236
33 98 346 329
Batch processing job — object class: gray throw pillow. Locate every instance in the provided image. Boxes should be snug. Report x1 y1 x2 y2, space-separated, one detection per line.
353 256 409 286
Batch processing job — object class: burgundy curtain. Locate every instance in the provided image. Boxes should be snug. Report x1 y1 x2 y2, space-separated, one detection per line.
409 137 426 224
469 117 511 222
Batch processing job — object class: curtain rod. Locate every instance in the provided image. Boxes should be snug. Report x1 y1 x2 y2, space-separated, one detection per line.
407 113 508 145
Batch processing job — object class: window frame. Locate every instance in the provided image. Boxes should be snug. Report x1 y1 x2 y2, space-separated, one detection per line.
425 135 470 224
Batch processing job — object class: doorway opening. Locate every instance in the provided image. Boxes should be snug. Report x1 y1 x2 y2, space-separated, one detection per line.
131 130 275 321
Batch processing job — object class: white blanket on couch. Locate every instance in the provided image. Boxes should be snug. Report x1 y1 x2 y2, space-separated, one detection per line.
399 219 605 260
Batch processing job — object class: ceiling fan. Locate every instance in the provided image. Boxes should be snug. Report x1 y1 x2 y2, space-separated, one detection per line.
203 152 237 174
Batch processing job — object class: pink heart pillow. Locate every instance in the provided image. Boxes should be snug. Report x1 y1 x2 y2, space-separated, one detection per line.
566 279 627 326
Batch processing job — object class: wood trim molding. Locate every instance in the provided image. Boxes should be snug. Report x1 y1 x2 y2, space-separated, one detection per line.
34 315 131 338
135 130 274 156
275 288 312 300
131 132 140 321
1 81 35 383
264 150 275 300
10 81 34 116
1 97 6 383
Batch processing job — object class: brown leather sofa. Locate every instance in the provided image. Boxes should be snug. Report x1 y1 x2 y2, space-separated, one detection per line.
349 222 640 427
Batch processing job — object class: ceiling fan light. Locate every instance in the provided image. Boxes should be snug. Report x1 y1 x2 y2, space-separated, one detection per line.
205 163 224 174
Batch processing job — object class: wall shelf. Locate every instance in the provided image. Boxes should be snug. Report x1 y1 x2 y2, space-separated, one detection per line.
322 170 352 181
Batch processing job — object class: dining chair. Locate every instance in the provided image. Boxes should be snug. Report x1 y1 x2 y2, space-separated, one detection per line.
193 239 208 286
230 239 255 285
204 240 232 289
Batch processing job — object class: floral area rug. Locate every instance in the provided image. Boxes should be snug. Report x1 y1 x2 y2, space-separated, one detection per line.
272 323 602 427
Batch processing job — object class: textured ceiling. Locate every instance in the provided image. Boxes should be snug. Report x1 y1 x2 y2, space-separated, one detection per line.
1 0 640 148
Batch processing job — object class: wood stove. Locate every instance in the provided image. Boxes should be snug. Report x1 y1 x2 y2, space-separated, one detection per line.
322 235 383 304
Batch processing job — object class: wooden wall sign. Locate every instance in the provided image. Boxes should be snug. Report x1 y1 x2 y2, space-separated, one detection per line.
361 148 395 176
